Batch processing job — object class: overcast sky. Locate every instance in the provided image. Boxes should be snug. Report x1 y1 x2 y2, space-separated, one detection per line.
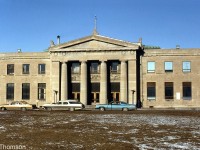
0 0 200 52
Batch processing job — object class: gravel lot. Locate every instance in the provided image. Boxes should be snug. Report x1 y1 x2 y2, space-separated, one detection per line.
0 110 200 150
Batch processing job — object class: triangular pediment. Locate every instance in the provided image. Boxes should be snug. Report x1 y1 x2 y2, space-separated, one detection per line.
63 40 125 49
49 34 141 51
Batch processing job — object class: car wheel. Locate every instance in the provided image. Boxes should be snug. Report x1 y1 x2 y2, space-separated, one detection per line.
123 108 129 111
70 107 75 111
21 107 27 111
46 107 52 111
100 107 105 111
1 107 6 111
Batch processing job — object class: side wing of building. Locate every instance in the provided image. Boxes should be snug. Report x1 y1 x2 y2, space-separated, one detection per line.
141 48 200 109
0 52 51 106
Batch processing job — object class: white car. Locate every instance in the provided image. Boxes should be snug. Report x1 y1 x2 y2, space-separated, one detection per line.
0 101 38 111
41 100 85 111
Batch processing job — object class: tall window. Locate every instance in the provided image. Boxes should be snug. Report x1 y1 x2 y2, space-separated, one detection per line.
147 62 155 73
165 62 173 72
38 64 45 74
6 83 14 100
165 82 174 99
111 62 119 73
182 61 191 72
22 83 30 100
22 64 30 74
7 64 14 75
91 62 99 74
147 82 156 100
71 63 80 73
183 82 192 100
38 83 46 100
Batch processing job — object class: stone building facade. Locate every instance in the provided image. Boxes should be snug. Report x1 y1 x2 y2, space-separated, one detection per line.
0 32 200 109
142 48 200 108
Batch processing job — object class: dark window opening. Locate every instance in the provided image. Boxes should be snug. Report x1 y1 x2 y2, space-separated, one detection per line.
6 83 14 100
165 82 174 99
23 64 30 74
147 82 156 100
183 82 192 100
22 83 30 100
38 83 46 100
38 64 46 74
7 64 14 75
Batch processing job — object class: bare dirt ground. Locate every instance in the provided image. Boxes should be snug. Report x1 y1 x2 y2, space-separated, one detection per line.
0 110 200 150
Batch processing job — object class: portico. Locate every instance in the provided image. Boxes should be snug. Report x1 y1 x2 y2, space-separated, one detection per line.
49 33 142 106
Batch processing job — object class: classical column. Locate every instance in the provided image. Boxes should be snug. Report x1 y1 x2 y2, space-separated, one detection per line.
100 61 107 104
61 62 68 100
80 61 87 105
120 60 128 102
128 60 137 105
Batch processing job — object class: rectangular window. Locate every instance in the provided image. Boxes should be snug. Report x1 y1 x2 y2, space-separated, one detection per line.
7 64 14 75
91 62 99 74
111 62 119 73
6 83 14 100
38 83 46 100
38 64 45 74
183 82 192 100
147 82 156 100
165 82 174 99
71 63 80 73
182 61 191 72
22 64 30 74
22 83 30 100
165 62 173 72
147 62 155 73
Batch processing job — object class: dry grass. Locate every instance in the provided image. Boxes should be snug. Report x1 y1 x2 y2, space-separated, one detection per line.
0 110 200 150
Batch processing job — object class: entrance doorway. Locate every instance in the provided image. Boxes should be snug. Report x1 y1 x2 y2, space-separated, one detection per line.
72 92 80 101
91 92 99 104
111 92 120 102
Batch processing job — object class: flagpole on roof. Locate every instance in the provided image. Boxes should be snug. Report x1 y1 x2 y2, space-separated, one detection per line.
93 16 98 35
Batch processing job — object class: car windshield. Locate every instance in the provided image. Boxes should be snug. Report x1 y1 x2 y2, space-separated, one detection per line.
56 102 62 105
11 102 17 105
120 102 128 105
21 101 28 104
69 101 81 104
109 101 119 104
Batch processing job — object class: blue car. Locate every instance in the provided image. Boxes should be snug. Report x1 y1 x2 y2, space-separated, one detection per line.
95 101 137 111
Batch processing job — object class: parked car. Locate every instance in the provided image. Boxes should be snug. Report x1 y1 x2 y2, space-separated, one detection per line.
0 101 38 111
95 101 136 111
41 100 85 111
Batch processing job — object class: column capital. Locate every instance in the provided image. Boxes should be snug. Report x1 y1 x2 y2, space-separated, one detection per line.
120 60 127 63
100 60 107 63
100 59 107 62
61 61 67 64
80 60 87 63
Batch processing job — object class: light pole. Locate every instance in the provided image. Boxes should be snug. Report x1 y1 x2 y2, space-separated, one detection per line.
131 90 135 105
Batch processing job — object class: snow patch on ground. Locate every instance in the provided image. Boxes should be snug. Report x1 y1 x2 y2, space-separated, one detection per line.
0 125 6 132
88 114 200 149
1 111 200 149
